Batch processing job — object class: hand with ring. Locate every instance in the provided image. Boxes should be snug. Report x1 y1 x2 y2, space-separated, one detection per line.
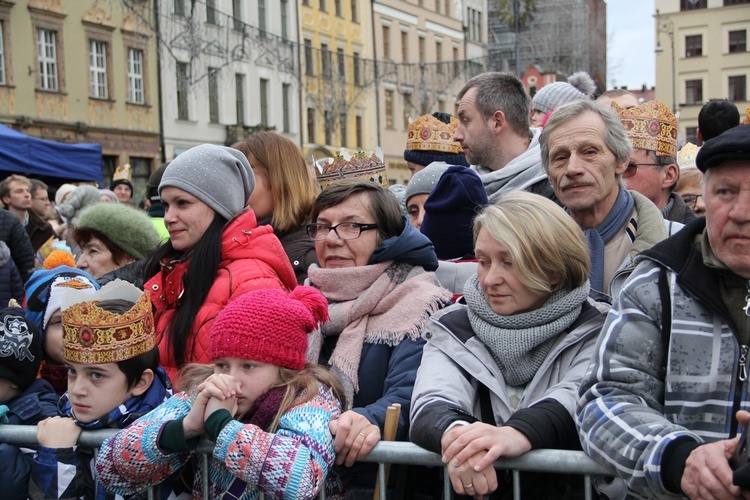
329 410 381 467
446 449 498 497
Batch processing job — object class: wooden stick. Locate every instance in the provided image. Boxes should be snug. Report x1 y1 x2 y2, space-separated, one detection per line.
373 403 401 500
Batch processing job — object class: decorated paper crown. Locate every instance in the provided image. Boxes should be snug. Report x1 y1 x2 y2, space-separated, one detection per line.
112 163 132 182
406 114 463 154
315 150 388 191
613 100 678 158
61 280 155 365
744 106 750 125
677 142 701 169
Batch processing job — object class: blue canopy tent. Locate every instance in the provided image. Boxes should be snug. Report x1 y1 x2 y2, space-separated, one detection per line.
0 123 102 184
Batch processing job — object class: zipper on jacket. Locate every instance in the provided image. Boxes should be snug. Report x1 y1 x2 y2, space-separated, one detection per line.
739 345 749 382
744 281 750 316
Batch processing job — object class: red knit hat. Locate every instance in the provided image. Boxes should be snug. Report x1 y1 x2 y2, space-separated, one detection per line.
209 287 329 370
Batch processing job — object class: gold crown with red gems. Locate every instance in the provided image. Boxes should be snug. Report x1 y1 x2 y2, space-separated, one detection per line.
316 150 388 191
62 281 155 364
406 114 463 154
613 100 678 158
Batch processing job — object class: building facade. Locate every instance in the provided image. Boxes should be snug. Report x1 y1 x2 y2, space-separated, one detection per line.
373 0 486 184
299 0 378 168
159 0 300 160
488 0 606 92
0 0 160 199
654 0 749 145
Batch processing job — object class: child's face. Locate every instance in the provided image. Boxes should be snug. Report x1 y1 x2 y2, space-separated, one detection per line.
213 357 281 416
44 310 65 365
65 361 135 424
0 378 20 404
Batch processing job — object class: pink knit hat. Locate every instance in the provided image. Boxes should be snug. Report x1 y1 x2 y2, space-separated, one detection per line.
209 287 329 370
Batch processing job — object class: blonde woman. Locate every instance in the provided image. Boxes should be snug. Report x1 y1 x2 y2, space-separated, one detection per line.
410 190 609 499
233 131 319 284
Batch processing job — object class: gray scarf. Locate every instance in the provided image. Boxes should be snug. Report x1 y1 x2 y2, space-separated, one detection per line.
463 274 590 386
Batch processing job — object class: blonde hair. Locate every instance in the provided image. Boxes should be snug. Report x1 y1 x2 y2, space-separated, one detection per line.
676 166 703 193
473 191 590 295
233 132 318 232
179 362 344 433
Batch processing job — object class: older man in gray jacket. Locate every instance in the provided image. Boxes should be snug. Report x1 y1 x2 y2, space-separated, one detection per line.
578 123 750 498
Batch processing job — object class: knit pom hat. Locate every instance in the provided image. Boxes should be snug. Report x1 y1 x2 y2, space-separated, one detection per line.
421 166 489 260
532 71 597 115
75 203 161 260
24 266 99 338
98 189 119 204
404 162 452 205
159 144 255 221
209 287 329 370
0 307 43 391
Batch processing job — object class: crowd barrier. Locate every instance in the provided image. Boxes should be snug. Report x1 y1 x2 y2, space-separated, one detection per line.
0 425 614 500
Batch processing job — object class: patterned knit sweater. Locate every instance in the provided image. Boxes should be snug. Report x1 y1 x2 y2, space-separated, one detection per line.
95 385 342 500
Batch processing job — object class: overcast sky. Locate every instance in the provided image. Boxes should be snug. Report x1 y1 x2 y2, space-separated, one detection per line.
605 0 656 91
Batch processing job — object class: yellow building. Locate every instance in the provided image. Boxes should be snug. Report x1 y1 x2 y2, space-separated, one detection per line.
0 0 160 199
299 0 378 167
654 0 749 144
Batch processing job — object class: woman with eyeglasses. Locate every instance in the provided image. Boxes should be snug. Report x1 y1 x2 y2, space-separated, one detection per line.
305 178 452 497
675 166 706 217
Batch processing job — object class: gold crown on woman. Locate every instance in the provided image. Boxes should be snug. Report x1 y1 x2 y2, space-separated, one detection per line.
613 100 678 158
406 114 463 154
316 150 388 191
677 142 700 169
61 281 156 364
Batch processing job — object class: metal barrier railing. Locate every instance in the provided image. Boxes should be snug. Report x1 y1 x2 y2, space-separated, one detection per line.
0 425 614 499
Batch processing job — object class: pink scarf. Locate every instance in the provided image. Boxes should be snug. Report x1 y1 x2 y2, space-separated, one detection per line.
306 261 451 407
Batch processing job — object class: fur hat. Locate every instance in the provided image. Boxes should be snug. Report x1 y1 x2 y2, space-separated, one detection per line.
404 162 452 205
532 71 597 115
75 203 161 260
61 281 156 364
0 307 43 391
159 144 255 221
696 124 750 173
24 266 99 338
404 113 469 167
420 166 489 260
209 287 329 370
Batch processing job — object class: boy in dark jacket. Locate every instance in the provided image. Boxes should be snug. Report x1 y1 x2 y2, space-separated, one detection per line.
28 281 173 499
0 307 59 499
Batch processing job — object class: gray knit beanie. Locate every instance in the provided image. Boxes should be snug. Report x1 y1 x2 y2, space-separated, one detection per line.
75 203 161 260
404 162 451 204
159 144 255 221
532 71 597 115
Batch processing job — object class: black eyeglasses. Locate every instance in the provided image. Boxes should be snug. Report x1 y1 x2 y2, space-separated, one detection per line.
681 194 704 209
306 222 378 241
623 161 661 179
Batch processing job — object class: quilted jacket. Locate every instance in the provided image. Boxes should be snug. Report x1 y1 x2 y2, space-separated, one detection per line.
144 209 297 382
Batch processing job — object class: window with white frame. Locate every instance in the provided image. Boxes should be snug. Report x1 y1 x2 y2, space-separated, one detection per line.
37 28 58 91
90 40 108 98
0 22 5 85
127 48 144 104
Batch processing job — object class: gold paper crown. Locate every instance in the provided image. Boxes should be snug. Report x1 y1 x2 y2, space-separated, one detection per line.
62 284 155 365
613 100 678 158
316 151 388 191
112 164 132 182
406 114 463 154
744 106 750 125
677 142 701 169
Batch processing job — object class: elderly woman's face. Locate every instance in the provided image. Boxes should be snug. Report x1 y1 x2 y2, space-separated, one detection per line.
314 192 379 268
475 228 551 315
76 236 122 279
